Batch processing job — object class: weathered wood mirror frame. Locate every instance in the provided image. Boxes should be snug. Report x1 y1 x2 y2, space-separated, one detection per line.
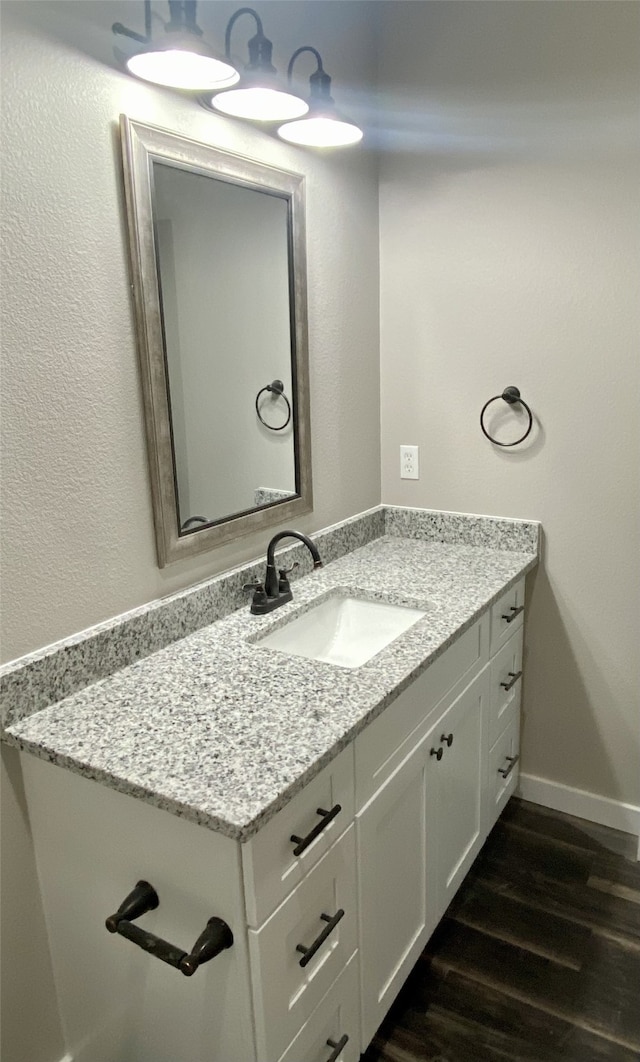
119 115 313 567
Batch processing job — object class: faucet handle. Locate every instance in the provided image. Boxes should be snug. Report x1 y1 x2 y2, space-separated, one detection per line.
243 581 268 607
278 563 299 593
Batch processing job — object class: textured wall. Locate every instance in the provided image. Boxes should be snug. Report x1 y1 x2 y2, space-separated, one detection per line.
0 4 379 1059
378 1 640 807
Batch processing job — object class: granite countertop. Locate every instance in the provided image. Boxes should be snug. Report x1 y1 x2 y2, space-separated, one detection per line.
5 530 537 841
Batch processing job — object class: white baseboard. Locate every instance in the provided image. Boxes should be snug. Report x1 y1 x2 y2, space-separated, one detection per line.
518 772 640 841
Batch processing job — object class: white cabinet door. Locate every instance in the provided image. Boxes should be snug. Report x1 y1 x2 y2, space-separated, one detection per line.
426 666 490 919
357 738 433 1048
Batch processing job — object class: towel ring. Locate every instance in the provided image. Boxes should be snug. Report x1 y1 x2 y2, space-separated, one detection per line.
255 380 291 432
480 386 533 447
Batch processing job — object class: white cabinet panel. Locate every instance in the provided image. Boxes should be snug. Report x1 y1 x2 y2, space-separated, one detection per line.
278 953 360 1062
249 826 357 1062
489 629 523 746
489 578 525 654
21 754 255 1062
487 712 521 833
357 739 433 1047
243 746 355 927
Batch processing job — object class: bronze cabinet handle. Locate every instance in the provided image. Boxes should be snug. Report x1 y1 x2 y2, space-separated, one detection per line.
501 605 524 624
290 804 341 857
498 754 520 779
106 881 233 977
500 670 523 692
296 909 344 968
325 1034 349 1061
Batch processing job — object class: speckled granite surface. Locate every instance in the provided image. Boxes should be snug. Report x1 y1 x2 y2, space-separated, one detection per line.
0 506 385 728
4 514 539 842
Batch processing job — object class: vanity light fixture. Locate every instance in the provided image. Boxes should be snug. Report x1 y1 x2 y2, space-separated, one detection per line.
113 0 240 92
203 7 309 123
277 47 363 148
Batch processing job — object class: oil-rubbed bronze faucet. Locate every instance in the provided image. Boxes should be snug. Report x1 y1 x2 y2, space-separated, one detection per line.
246 530 323 615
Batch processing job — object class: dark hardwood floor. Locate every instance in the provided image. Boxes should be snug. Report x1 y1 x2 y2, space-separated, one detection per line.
361 799 640 1062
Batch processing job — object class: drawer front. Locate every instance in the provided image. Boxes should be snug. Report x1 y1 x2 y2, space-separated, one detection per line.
486 713 521 833
355 615 489 809
489 629 523 746
277 952 360 1062
249 826 358 1062
490 578 525 655
242 746 355 927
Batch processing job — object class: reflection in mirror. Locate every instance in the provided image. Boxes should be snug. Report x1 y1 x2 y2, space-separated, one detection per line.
119 116 312 566
153 163 296 527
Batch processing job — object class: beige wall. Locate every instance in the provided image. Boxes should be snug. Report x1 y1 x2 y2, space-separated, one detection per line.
0 3 379 1059
0 0 380 663
378 1 640 807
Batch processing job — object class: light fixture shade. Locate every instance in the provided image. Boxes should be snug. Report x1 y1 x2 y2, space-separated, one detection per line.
278 112 363 147
278 46 363 148
126 38 240 91
210 82 308 122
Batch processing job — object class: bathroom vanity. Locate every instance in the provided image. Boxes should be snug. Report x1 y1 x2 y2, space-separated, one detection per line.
3 507 537 1062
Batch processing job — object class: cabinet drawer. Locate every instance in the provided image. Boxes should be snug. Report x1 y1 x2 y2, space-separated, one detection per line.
490 578 525 654
489 628 523 746
355 615 489 809
242 746 355 927
277 952 360 1062
486 713 521 833
249 826 358 1062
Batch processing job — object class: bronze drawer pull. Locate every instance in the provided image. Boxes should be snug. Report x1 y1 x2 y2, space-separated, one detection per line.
291 804 341 857
501 604 524 623
500 670 523 692
430 747 443 761
326 1034 349 1061
498 754 520 779
106 880 233 976
296 909 344 967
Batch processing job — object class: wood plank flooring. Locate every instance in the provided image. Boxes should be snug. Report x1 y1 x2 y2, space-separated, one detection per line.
361 799 640 1062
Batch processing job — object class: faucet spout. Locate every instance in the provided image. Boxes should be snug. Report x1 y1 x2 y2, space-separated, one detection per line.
248 530 323 614
265 530 322 599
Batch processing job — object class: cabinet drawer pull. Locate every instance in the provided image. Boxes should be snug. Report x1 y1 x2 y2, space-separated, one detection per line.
440 733 453 747
430 746 443 761
500 670 523 692
326 1034 349 1061
296 909 344 968
291 804 342 856
498 754 520 779
501 604 524 624
105 880 233 976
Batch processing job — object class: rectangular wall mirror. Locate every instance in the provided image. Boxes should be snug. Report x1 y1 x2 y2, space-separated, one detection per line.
119 115 312 567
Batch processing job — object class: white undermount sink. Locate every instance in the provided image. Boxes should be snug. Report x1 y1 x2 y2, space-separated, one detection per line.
255 594 426 669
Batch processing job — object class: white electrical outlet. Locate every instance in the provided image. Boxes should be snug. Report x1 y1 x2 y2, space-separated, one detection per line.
400 445 419 480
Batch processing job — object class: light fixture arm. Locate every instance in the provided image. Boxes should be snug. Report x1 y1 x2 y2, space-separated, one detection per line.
287 46 333 102
224 7 275 72
113 0 153 44
165 1 203 37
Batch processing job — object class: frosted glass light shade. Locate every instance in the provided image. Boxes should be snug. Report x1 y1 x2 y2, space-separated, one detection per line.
127 48 240 91
278 115 363 147
211 86 308 122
